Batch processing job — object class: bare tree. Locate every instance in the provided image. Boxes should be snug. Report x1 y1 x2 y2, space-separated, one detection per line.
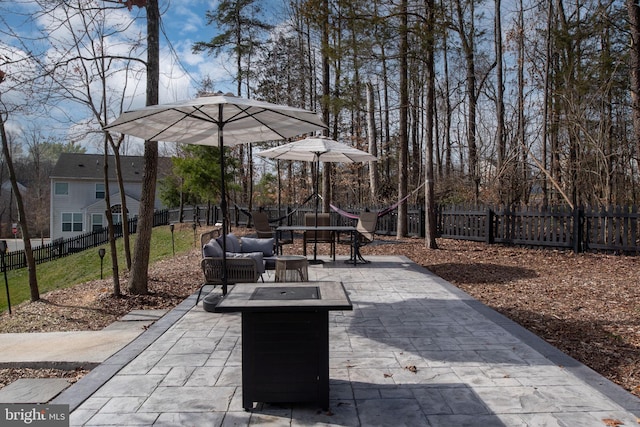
127 0 159 295
495 0 506 204
32 0 150 295
628 0 640 161
366 82 379 200
0 70 39 301
397 0 409 238
452 0 480 201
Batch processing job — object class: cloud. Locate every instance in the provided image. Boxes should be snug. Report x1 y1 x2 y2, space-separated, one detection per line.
1 1 240 151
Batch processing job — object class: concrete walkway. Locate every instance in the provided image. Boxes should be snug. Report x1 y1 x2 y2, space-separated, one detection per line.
50 255 640 426
0 310 167 369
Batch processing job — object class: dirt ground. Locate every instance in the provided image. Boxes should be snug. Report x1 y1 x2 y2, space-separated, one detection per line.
1 232 639 399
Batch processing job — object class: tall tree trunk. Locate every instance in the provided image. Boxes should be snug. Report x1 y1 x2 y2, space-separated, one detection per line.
103 141 120 296
541 0 554 207
442 19 452 177
111 145 131 269
321 0 331 214
517 0 528 204
128 0 159 295
455 0 479 200
495 0 506 204
397 0 408 237
628 0 640 165
424 0 437 249
0 108 39 301
366 82 379 200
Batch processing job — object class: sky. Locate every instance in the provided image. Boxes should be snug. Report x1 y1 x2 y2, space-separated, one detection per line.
157 0 238 97
0 0 260 153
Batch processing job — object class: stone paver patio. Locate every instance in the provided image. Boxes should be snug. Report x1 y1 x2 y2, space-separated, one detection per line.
54 255 640 426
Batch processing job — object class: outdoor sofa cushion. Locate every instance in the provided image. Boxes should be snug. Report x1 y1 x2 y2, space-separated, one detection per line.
241 237 277 270
240 237 274 257
216 233 241 253
227 251 265 274
207 233 276 273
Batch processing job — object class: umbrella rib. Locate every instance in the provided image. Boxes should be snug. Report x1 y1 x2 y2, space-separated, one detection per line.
105 107 220 142
104 109 169 130
147 111 207 141
226 106 325 138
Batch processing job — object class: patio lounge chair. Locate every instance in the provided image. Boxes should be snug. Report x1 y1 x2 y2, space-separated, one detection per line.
197 256 260 305
197 235 263 305
303 213 335 260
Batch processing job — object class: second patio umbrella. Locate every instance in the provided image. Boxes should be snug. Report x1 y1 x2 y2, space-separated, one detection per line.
258 135 377 261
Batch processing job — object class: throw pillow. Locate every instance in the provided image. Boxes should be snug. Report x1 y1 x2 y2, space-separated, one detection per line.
240 237 274 257
202 239 223 258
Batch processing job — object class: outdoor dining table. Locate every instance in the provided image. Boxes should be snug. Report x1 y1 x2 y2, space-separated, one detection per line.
276 225 366 265
213 281 352 411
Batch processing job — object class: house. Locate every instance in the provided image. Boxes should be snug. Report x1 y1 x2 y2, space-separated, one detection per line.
49 153 171 240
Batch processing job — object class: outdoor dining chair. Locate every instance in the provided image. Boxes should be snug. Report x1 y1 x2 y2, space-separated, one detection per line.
303 213 336 260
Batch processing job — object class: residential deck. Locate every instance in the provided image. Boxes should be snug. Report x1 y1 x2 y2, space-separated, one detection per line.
54 255 640 426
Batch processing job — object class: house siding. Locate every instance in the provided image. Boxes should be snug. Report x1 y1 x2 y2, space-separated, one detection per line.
50 154 169 240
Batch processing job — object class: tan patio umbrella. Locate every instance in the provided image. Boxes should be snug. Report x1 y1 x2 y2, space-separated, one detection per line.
258 135 377 262
104 93 326 294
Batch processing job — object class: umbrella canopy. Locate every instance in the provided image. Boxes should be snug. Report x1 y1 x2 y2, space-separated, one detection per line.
257 135 377 163
104 93 326 295
104 93 326 146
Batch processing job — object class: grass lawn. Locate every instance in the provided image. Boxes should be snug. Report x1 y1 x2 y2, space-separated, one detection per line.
0 223 198 313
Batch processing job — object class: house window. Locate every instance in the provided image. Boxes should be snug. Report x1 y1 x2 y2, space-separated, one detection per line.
54 182 69 195
62 213 83 232
92 214 103 231
95 183 105 199
111 204 124 224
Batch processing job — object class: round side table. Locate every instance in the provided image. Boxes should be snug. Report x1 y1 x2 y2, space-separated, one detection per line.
275 255 309 282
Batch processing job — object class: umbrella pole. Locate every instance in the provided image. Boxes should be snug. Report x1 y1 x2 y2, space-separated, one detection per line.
218 106 228 296
310 154 323 265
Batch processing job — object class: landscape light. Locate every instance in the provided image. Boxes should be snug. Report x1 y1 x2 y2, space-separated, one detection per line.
170 223 175 256
98 248 106 279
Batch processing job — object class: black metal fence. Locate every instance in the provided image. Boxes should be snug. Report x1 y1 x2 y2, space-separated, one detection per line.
0 210 170 271
2 203 638 272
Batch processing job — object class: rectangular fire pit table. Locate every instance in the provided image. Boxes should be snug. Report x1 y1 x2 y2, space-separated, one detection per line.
213 281 352 411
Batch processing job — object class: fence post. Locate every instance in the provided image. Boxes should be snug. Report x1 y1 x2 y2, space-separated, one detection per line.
573 206 584 253
486 208 494 244
419 207 425 238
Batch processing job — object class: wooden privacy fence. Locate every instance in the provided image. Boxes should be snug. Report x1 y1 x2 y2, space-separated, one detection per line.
437 205 639 254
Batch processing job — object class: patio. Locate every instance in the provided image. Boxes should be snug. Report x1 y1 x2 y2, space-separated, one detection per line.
54 254 640 426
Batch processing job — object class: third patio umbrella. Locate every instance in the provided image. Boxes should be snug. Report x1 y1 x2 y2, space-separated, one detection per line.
104 93 326 294
258 135 377 261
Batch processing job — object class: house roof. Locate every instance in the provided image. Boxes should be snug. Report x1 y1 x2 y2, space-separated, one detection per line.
50 153 172 182
1 181 27 192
